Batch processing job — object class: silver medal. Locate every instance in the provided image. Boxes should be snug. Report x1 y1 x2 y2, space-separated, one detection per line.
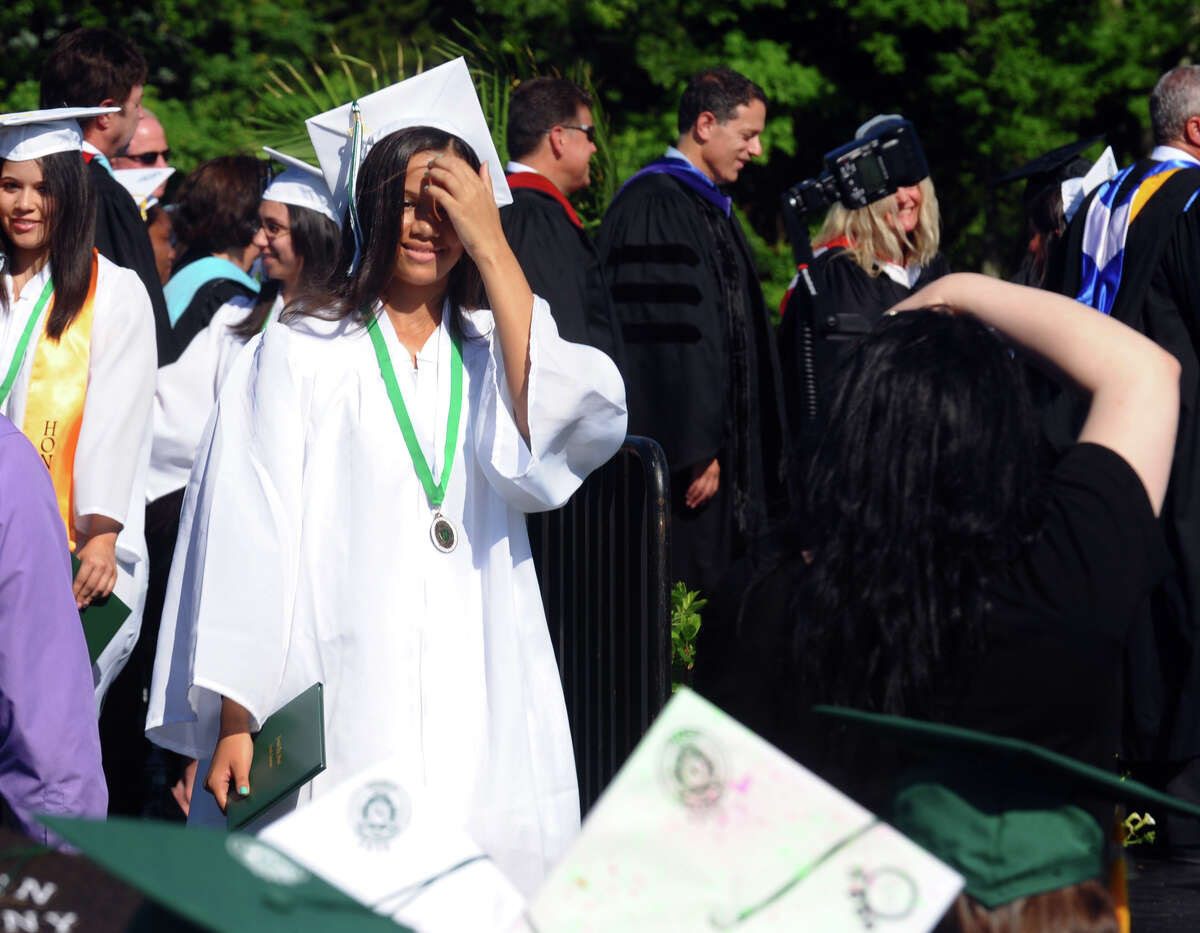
430 512 457 553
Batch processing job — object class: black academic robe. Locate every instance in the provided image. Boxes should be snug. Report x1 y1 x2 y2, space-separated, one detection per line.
160 250 258 365
89 159 172 363
500 184 622 362
778 247 950 476
1048 159 1200 768
597 171 791 596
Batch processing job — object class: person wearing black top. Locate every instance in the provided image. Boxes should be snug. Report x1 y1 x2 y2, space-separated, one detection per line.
501 78 621 361
40 27 173 362
597 68 791 597
161 155 268 364
778 116 948 472
695 275 1179 850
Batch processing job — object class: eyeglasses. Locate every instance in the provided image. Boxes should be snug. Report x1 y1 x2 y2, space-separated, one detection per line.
128 149 170 166
558 123 596 144
259 219 290 239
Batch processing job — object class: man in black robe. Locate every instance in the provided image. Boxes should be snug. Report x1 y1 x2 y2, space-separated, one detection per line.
597 68 791 597
40 27 173 362
1047 65 1200 852
501 78 620 360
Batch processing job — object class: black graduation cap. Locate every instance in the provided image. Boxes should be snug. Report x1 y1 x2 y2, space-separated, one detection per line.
993 135 1104 204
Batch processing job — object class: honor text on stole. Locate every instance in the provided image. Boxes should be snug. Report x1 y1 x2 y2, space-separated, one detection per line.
38 420 58 469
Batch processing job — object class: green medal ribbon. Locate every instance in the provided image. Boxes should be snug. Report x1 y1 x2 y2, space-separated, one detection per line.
364 307 463 512
0 277 54 408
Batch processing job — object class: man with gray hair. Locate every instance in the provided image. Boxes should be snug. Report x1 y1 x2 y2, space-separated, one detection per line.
1049 63 1200 855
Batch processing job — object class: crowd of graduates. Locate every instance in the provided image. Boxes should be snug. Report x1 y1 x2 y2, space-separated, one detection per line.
7 21 1200 932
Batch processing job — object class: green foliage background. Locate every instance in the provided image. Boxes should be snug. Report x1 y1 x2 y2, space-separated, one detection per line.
4 0 1199 309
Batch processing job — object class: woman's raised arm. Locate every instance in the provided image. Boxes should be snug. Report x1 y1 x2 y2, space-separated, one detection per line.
889 273 1180 514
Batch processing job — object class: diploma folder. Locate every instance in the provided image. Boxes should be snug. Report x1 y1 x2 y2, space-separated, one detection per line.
71 554 131 664
226 683 327 831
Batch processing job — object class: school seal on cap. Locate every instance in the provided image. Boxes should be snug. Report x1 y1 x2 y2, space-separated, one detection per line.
351 780 412 850
659 728 727 810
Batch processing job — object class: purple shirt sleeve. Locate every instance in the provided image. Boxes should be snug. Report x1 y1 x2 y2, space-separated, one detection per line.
0 417 107 841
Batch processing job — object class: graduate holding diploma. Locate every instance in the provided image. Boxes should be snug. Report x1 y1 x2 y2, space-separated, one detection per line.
0 108 155 707
146 59 627 893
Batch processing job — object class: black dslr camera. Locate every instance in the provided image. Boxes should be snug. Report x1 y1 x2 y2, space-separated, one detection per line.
784 117 929 223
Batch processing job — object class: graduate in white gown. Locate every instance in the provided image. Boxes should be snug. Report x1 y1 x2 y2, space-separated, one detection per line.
147 148 341 503
146 60 627 893
0 108 155 707
139 149 343 815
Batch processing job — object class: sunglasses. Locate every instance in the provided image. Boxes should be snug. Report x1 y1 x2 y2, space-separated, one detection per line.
559 123 596 144
128 149 170 165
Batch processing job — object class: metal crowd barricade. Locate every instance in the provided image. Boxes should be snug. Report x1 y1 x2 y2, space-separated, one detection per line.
528 436 671 814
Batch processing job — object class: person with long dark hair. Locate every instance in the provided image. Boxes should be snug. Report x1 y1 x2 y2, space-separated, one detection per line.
0 108 155 705
146 62 627 892
695 273 1179 930
113 151 342 820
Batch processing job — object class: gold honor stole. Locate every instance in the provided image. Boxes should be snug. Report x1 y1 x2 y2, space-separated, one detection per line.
21 253 99 550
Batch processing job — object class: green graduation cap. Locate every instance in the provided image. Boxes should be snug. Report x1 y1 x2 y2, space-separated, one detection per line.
813 706 1200 909
40 816 411 933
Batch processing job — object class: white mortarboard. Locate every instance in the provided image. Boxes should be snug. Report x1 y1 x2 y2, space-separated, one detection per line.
262 147 342 227
113 166 175 215
529 688 964 931
305 56 511 226
0 106 121 162
259 754 526 932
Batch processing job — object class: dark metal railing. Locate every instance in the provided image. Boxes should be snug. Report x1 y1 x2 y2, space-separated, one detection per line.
528 436 671 814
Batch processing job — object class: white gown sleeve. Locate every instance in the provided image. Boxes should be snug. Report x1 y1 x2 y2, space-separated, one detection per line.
147 325 305 756
73 265 156 555
475 296 627 513
148 299 251 502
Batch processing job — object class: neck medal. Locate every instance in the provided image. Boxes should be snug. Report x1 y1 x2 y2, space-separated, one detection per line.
365 306 464 554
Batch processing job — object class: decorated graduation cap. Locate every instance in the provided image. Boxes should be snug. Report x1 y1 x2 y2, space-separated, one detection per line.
0 107 121 161
531 689 964 931
306 57 510 270
113 167 175 216
262 147 341 227
41 816 411 932
814 706 1200 910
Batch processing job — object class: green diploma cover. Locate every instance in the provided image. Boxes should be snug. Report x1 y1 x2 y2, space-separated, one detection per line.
71 553 131 664
227 682 327 831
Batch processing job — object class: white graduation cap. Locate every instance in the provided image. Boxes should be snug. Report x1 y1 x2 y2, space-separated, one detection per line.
305 56 511 227
0 106 121 162
259 754 526 932
113 166 175 215
529 689 963 931
262 146 341 227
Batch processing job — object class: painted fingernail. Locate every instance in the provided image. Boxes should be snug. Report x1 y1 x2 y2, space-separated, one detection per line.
238 785 250 796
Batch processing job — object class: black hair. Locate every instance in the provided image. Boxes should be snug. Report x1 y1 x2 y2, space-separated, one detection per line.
507 77 593 161
0 152 96 340
40 27 147 115
677 67 766 135
171 155 270 260
796 309 1046 718
231 202 340 339
287 126 485 327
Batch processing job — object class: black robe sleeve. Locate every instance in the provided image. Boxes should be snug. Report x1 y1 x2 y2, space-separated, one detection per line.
501 189 622 362
596 175 729 472
90 160 173 363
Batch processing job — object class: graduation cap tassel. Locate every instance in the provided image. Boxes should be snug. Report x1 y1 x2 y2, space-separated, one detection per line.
347 101 365 277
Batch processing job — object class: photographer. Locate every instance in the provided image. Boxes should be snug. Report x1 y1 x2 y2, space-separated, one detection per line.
779 114 949 463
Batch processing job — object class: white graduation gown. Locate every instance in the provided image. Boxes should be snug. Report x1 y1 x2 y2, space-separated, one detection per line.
148 293 283 501
147 297 627 894
0 256 156 707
